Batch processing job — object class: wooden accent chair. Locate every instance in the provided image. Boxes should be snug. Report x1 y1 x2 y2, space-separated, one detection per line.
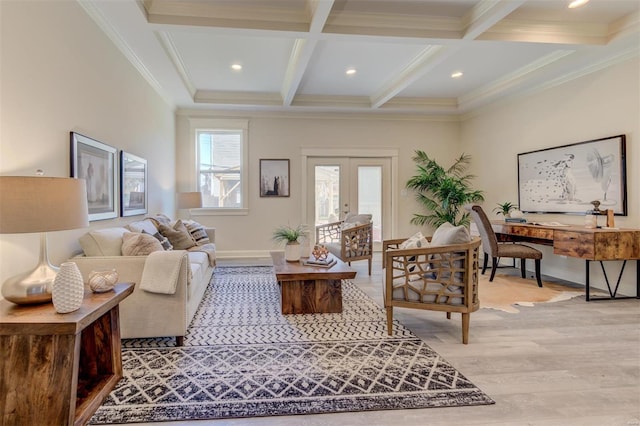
316 213 373 275
383 236 481 344
466 204 543 287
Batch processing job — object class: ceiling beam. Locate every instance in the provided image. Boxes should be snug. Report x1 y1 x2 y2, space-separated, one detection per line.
370 45 455 109
281 0 334 106
462 0 526 40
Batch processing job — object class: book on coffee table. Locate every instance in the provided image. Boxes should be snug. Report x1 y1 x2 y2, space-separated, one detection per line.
303 258 337 268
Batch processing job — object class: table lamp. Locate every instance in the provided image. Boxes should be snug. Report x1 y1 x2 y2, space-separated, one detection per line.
177 191 203 210
0 176 89 304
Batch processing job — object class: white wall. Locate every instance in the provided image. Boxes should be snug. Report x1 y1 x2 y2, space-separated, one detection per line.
460 58 640 296
176 111 461 255
0 1 176 290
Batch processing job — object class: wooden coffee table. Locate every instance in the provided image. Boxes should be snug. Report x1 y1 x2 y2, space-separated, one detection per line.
271 252 356 314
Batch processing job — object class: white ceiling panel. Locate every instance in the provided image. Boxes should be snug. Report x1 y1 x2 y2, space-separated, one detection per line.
402 41 566 98
298 40 428 96
169 32 295 92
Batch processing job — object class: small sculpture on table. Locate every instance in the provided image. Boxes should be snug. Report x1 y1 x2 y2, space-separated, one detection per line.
312 245 329 261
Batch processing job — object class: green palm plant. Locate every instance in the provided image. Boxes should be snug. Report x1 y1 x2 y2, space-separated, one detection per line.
271 224 308 244
406 151 484 227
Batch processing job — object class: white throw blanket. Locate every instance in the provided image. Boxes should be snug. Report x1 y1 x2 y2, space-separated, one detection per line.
140 251 187 294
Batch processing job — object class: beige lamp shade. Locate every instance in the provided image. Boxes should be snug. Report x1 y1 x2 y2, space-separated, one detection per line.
0 176 89 233
177 192 203 209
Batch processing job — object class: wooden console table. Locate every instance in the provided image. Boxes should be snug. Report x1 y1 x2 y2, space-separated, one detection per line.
271 252 356 314
0 282 134 426
491 221 640 301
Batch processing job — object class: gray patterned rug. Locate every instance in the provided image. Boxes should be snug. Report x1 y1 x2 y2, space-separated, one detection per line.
90 266 494 424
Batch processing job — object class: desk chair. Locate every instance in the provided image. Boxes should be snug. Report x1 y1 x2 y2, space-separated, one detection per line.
466 204 543 287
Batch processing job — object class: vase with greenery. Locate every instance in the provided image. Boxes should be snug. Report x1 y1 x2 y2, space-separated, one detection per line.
406 151 484 228
493 201 518 218
272 224 308 262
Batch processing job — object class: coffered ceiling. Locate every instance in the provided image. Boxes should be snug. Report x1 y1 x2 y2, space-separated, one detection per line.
80 0 640 115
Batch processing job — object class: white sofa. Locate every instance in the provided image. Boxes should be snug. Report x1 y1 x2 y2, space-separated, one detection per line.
72 216 215 345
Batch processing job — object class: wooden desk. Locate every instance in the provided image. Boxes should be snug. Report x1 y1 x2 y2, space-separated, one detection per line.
491 221 640 301
271 252 356 314
0 283 134 426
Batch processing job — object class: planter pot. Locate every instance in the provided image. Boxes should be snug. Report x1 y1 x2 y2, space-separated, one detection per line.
284 241 301 262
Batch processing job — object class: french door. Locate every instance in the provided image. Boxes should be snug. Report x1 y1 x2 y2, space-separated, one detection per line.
306 157 391 250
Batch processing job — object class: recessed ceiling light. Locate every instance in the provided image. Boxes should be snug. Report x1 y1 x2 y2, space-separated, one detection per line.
346 68 357 76
231 63 242 71
451 71 463 78
568 0 589 8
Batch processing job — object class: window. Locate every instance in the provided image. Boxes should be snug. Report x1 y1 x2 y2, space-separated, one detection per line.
191 119 248 212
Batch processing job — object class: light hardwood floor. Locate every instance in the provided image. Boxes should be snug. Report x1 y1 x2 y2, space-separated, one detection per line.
118 254 640 426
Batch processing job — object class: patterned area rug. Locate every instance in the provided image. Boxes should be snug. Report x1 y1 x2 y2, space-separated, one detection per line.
90 266 494 424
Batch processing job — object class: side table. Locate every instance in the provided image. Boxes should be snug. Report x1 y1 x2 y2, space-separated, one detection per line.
0 282 134 426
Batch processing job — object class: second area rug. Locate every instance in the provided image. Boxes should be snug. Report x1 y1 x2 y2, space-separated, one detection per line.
90 266 494 424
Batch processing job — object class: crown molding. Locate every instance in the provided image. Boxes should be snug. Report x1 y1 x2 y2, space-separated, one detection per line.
481 19 608 45
157 31 195 97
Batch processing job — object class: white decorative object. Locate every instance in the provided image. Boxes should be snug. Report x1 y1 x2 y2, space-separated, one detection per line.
52 262 85 313
510 209 524 219
284 242 301 262
88 269 118 293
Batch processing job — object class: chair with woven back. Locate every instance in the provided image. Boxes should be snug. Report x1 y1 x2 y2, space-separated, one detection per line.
465 204 543 287
383 223 482 344
315 213 373 275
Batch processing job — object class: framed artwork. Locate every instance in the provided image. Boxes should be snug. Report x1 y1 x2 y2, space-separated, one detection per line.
70 132 118 221
120 151 147 217
518 134 627 215
260 159 290 197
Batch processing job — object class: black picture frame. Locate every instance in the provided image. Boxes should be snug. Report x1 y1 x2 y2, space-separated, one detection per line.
70 132 118 221
518 134 627 215
260 159 290 197
120 151 147 217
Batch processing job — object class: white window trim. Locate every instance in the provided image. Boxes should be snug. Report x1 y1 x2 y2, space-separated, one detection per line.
188 118 249 216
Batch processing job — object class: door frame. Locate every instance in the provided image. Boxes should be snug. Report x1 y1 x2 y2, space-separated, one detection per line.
301 147 399 242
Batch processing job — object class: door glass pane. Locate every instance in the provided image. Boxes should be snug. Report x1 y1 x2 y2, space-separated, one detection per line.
358 166 382 243
314 165 340 225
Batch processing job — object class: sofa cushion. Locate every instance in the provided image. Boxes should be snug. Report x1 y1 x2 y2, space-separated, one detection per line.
158 219 197 250
183 220 211 245
121 232 164 256
127 219 158 235
188 251 209 285
79 227 129 256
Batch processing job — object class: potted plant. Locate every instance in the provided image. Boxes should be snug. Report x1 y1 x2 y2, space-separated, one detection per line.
272 224 309 262
493 201 518 218
406 151 484 227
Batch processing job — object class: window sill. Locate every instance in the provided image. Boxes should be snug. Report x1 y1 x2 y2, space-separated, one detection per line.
190 208 249 217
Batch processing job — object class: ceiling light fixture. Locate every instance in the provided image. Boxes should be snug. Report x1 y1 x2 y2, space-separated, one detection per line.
231 63 242 71
568 0 589 8
451 71 463 78
346 68 356 76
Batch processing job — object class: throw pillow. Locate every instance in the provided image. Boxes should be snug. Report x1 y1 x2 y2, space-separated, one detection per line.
79 227 129 256
183 220 211 245
158 219 197 250
142 230 173 250
344 213 372 224
399 231 430 249
121 232 163 256
127 219 159 235
430 222 471 247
